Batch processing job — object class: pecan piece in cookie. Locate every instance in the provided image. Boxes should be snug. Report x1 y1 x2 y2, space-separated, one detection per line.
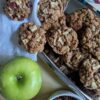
79 57 100 92
19 22 46 53
47 27 78 55
4 0 32 20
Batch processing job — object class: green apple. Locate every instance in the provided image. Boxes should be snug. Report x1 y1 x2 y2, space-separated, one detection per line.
0 56 42 100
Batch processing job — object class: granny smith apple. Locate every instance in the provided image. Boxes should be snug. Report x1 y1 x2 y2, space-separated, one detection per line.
0 56 42 100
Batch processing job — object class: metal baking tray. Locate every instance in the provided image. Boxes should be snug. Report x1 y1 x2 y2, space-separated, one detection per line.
38 0 100 100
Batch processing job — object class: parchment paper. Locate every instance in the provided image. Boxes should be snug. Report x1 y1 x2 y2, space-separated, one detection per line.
0 0 40 64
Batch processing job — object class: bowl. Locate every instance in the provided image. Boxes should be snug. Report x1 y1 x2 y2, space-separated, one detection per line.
49 90 83 100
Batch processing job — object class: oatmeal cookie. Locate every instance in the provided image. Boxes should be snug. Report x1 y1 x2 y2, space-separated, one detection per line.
81 18 100 61
47 27 78 55
4 0 32 20
85 9 95 26
19 22 46 53
66 8 95 31
63 48 84 71
38 0 64 26
66 8 87 31
42 15 66 31
79 57 100 91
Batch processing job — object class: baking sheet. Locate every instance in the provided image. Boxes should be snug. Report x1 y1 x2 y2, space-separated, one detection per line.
38 0 100 100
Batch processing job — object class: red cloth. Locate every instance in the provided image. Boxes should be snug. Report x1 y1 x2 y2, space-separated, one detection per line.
94 0 100 3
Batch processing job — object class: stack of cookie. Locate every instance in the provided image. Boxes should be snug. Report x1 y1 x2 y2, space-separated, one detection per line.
18 0 68 54
38 1 100 95
65 8 100 95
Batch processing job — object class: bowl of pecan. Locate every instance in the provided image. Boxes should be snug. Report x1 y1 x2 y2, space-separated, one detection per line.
49 90 82 100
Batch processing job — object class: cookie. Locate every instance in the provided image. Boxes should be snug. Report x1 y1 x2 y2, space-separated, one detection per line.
66 8 95 31
63 48 84 71
42 15 66 31
4 0 32 20
79 57 100 91
85 9 95 26
81 18 100 61
38 0 65 28
47 27 78 55
66 8 87 31
19 22 46 53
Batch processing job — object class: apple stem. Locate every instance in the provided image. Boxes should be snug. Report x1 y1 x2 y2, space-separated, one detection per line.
17 75 23 81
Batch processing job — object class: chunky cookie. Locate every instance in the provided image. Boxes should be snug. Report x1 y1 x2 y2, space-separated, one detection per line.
4 0 32 20
38 0 65 29
19 22 46 53
63 48 84 71
42 15 66 31
81 18 100 61
85 9 96 26
66 8 87 31
47 27 78 55
66 8 95 31
79 57 100 92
